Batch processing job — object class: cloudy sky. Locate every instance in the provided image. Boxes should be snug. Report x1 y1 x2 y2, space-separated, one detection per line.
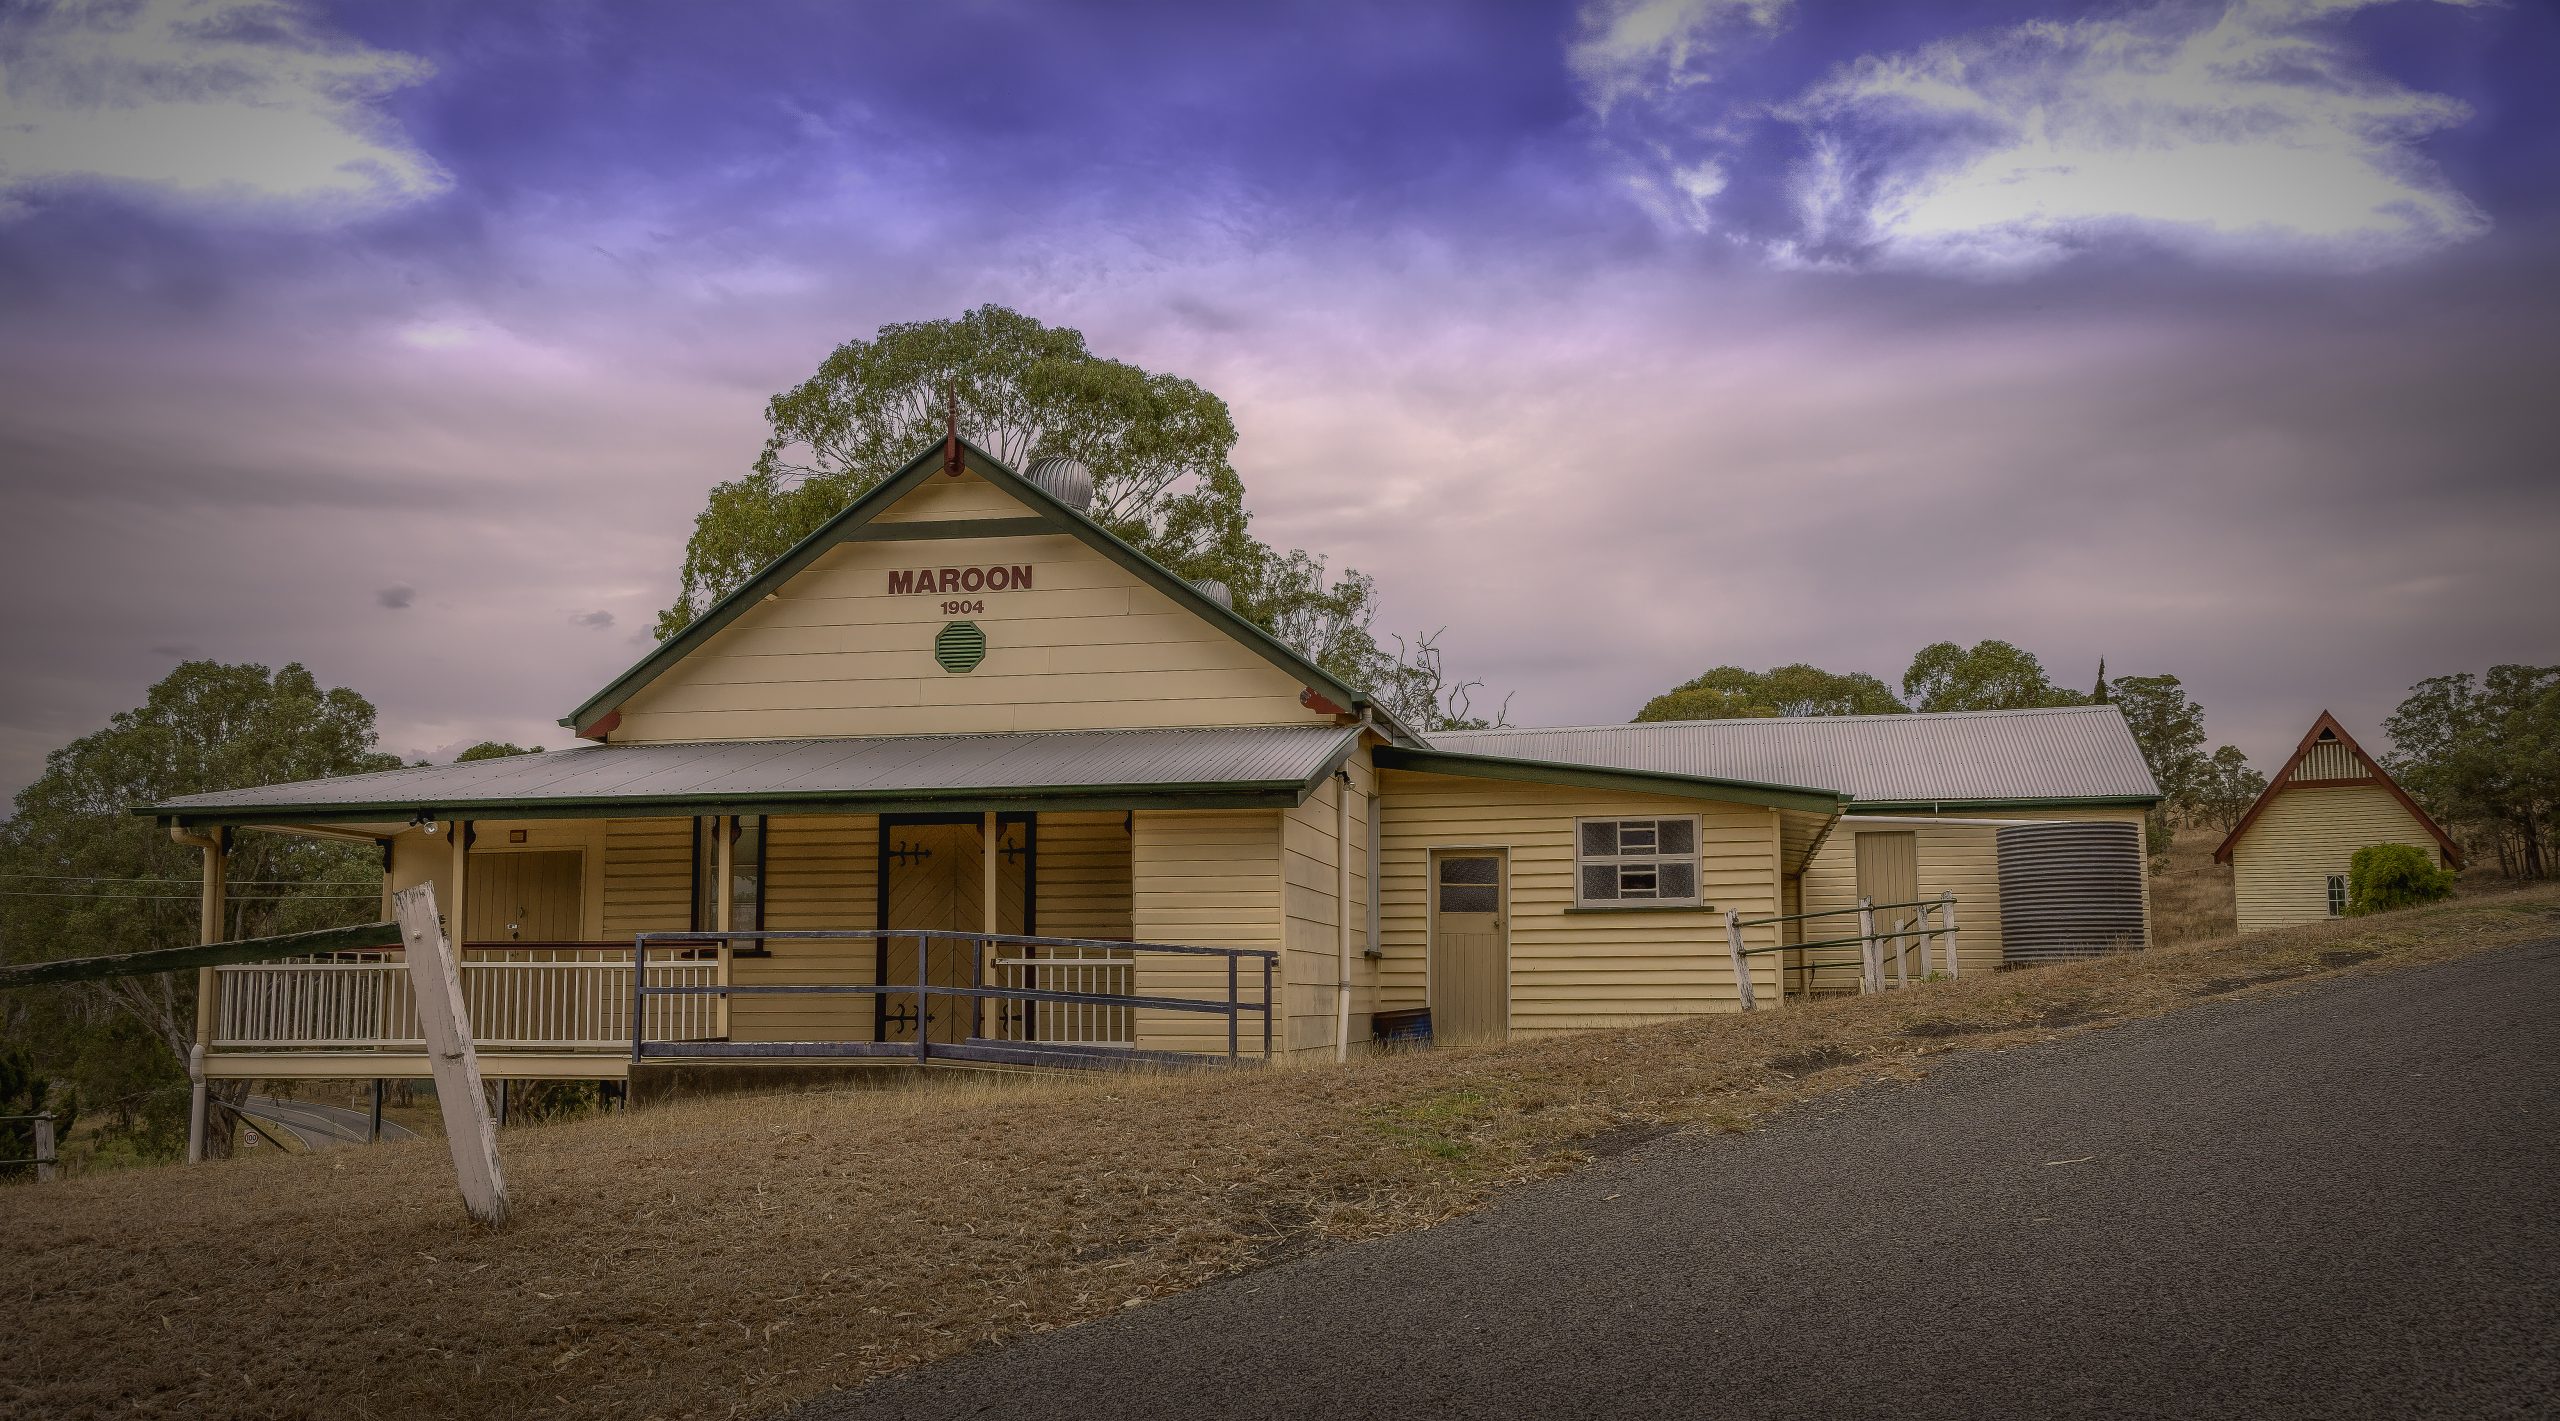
0 0 2554 800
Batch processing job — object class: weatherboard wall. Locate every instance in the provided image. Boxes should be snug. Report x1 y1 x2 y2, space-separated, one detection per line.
1130 809 1287 1057
607 475 1333 742
1794 806 2151 979
1275 752 1375 1056
2229 785 2441 933
1373 771 1782 1036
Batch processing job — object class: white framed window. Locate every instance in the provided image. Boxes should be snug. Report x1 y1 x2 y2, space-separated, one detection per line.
1576 816 1702 907
2326 873 2347 917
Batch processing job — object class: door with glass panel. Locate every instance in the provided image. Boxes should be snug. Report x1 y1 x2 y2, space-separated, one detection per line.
1428 849 1508 1043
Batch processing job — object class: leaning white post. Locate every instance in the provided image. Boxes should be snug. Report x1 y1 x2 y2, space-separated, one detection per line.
394 883 509 1226
186 1043 207 1165
1726 908 1755 1013
1940 893 1961 978
1857 897 1880 995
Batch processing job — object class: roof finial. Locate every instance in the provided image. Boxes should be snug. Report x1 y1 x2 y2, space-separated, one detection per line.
942 382 962 476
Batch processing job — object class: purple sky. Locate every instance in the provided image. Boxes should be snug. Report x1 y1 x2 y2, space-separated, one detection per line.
2 0 2555 802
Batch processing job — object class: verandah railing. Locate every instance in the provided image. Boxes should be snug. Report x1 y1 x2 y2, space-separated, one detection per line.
212 945 721 1051
631 929 1276 1066
1723 895 1961 1011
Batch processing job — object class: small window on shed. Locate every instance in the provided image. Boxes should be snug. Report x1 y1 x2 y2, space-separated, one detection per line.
2326 873 2347 918
1575 816 1702 908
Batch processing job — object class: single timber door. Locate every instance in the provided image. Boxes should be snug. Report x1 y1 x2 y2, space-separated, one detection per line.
1855 832 1920 923
463 850 583 942
877 817 1034 1044
1428 849 1508 1044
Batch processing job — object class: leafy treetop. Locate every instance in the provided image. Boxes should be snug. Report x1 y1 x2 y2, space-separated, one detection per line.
656 304 1496 729
1634 664 1906 722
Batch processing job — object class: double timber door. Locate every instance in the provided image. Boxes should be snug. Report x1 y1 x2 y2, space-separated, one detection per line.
877 815 1031 1044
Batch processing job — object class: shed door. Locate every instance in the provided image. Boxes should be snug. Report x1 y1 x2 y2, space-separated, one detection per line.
1428 850 1508 1044
464 851 584 943
1855 832 1919 923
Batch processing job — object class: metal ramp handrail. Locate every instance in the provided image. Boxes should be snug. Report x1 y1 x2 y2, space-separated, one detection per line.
1722 894 1961 1011
629 929 1278 1067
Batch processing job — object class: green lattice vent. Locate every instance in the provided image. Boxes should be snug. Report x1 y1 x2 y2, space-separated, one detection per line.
935 621 986 674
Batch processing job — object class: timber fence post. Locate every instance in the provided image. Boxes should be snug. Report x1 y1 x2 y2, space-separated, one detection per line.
1858 898 1880 995
33 1113 56 1183
1941 893 1961 978
393 883 509 1226
1726 909 1755 1012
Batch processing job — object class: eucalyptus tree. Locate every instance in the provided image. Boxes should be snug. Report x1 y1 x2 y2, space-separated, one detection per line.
667 304 1257 637
1900 640 2088 713
658 304 1500 727
0 661 398 1158
1634 663 1907 722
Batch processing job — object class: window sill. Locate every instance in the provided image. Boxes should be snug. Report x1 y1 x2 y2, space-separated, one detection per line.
1563 903 1714 914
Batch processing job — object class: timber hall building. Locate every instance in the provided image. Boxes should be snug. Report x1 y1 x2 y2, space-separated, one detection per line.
147 437 2161 1083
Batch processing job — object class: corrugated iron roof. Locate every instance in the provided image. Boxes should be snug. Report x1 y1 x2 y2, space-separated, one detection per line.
144 725 1361 823
1426 706 2160 806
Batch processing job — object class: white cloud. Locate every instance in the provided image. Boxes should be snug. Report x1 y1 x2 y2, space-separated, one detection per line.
0 0 445 217
1785 0 2490 273
1569 0 1793 113
1569 0 1793 234
1575 0 2491 273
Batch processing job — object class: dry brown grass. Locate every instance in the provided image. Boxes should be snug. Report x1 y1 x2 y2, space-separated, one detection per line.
2152 822 2238 945
9 885 2557 1421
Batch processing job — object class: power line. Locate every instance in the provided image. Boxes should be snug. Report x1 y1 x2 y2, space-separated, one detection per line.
1 874 378 887
0 891 382 901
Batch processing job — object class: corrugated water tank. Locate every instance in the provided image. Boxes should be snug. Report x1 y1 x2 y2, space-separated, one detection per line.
1996 821 2147 963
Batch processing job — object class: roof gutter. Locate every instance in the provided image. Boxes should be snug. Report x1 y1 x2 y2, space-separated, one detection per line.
1374 746 1846 816
139 780 1327 830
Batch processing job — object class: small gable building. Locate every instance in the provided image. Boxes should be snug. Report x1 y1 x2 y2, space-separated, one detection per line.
2213 712 2462 933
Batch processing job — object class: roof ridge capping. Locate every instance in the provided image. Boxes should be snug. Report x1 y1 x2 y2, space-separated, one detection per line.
1439 703 2126 738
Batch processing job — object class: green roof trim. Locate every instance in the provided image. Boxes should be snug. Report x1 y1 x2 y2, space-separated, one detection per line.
139 727 1370 830
143 780 1325 829
564 437 1415 743
1848 795 2161 812
1374 746 1847 815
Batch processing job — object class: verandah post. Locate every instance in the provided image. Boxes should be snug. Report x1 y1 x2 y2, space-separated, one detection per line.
1726 908 1755 1013
629 932 647 1062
